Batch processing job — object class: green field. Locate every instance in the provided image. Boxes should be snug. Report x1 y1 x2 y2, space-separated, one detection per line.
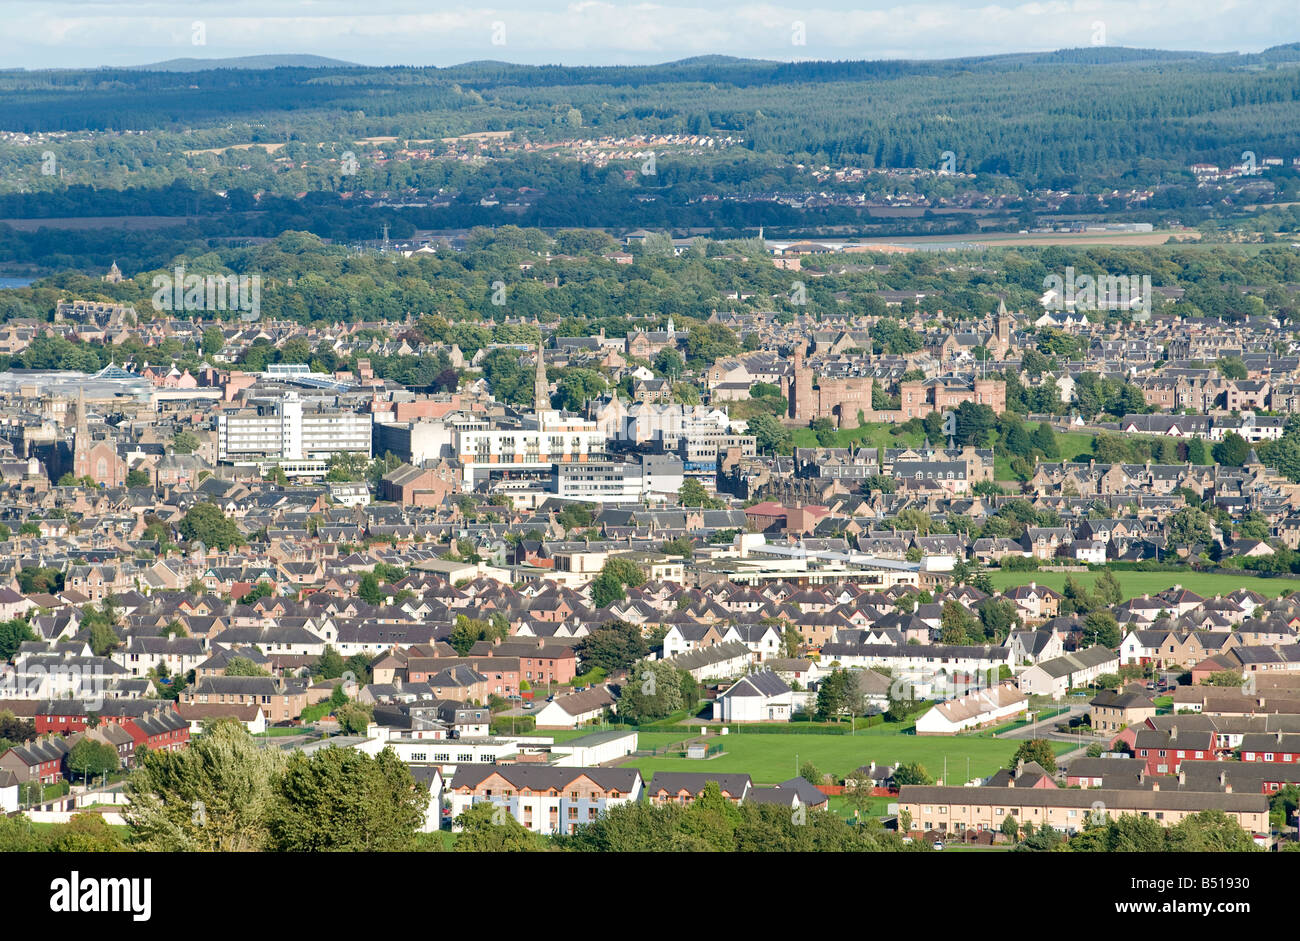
789 423 1213 485
790 421 925 452
516 729 693 750
617 731 1073 786
989 568 1298 602
993 429 1216 482
828 794 896 819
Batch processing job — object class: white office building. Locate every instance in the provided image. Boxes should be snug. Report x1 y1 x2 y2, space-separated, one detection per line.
217 392 372 464
453 410 605 487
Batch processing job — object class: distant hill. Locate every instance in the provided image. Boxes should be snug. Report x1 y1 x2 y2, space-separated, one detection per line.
125 54 358 71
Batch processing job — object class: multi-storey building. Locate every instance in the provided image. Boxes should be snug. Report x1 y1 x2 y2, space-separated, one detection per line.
216 392 371 466
452 410 605 488
447 765 644 835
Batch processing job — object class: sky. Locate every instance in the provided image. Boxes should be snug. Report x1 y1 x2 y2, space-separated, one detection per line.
1 0 1296 70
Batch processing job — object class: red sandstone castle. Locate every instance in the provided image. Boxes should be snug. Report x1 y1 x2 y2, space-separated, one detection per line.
784 343 1006 428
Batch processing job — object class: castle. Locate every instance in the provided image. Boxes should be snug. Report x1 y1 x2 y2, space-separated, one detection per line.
785 341 1006 429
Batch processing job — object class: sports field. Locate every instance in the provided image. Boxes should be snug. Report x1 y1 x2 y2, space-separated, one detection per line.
989 568 1298 602
617 730 1074 786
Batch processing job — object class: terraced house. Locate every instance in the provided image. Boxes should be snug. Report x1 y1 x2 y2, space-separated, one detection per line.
447 766 643 835
898 785 1268 836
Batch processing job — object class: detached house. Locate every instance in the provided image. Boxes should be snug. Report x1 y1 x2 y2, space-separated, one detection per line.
1003 582 1063 621
712 670 794 722
1089 686 1156 734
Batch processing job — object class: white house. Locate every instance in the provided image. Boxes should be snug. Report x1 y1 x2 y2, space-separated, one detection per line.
667 641 754 682
720 622 783 661
532 686 615 729
411 766 444 832
712 670 794 722
1072 540 1107 565
1016 647 1119 697
661 623 721 659
111 636 208 678
0 769 17 814
1004 629 1065 666
0 587 36 621
914 682 1027 735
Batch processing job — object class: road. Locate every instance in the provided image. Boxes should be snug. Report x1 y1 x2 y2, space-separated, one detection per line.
996 702 1089 741
996 702 1107 767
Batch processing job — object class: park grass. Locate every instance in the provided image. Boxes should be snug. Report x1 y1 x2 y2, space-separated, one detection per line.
790 421 925 453
617 730 1074 786
989 567 1297 602
514 729 691 750
996 429 1098 479
1054 431 1101 462
995 429 1213 483
570 666 607 687
828 794 895 820
792 423 1213 485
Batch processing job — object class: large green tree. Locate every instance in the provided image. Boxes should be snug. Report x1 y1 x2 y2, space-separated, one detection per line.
269 747 428 851
67 738 122 782
125 720 286 851
1010 739 1057 774
179 502 245 550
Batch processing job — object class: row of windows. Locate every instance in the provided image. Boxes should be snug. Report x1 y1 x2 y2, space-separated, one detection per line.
1139 748 1207 759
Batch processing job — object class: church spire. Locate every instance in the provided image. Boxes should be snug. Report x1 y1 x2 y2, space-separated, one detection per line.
533 339 549 412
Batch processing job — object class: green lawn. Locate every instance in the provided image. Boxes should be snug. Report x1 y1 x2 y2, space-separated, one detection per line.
790 423 1212 485
989 568 1297 602
994 429 1213 483
570 666 607 687
1053 430 1101 462
617 730 1074 786
515 729 692 750
828 794 896 819
790 421 925 453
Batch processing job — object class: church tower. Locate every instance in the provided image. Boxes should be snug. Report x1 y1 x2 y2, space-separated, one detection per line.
995 299 1011 349
533 340 549 412
72 387 90 479
789 340 814 422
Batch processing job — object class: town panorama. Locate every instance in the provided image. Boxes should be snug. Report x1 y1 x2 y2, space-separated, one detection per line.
0 5 1299 895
